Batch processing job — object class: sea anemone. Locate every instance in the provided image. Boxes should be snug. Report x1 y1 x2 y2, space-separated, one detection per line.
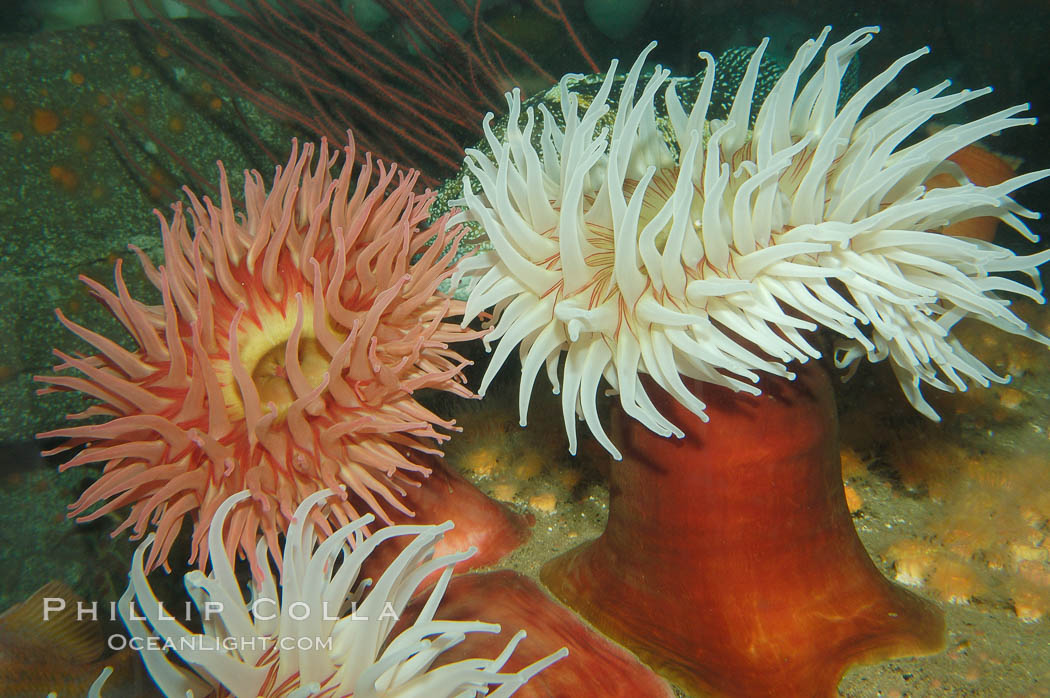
456 26 1050 459
454 27 1050 696
37 135 482 577
119 488 565 697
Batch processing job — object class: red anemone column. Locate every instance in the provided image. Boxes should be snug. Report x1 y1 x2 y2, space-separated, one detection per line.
541 361 944 697
361 453 533 583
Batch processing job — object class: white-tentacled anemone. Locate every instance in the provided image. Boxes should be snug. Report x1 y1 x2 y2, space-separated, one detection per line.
455 26 1050 458
119 489 565 697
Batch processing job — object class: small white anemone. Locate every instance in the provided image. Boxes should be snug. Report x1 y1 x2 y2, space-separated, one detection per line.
455 26 1050 459
119 489 565 697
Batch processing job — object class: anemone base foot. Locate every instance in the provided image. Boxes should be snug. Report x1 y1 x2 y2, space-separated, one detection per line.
403 570 675 697
541 363 945 697
365 455 532 583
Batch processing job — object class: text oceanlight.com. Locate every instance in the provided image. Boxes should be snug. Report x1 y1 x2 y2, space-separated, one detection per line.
108 634 336 653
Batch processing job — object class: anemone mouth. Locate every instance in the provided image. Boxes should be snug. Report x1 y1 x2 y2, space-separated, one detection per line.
219 291 332 422
251 336 331 419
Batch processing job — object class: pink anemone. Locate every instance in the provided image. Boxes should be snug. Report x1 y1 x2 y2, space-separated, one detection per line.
37 134 483 578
